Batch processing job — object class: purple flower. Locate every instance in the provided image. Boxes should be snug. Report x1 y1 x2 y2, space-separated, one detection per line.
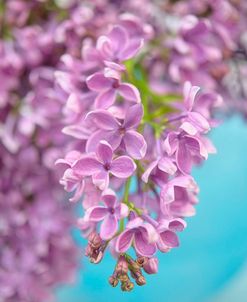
164 131 210 174
85 189 129 240
86 72 141 109
156 218 186 252
96 25 143 66
72 140 136 190
86 104 147 159
116 217 159 257
160 175 198 216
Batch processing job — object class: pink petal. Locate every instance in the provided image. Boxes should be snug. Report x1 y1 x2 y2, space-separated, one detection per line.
92 170 109 190
96 140 113 164
123 104 143 129
187 112 210 133
176 141 192 174
118 203 129 219
180 121 198 136
109 25 128 54
160 185 175 205
126 217 143 229
86 110 119 130
164 132 179 155
158 157 177 175
95 89 116 109
72 156 101 176
140 223 159 244
102 189 117 209
118 83 141 103
142 160 159 183
86 73 112 91
159 230 179 248
111 156 136 178
86 130 122 153
62 124 91 139
183 81 200 111
119 38 144 61
168 219 187 232
134 231 157 257
69 180 85 203
116 229 135 253
96 36 112 59
100 214 118 240
86 206 107 222
123 130 147 159
185 135 208 159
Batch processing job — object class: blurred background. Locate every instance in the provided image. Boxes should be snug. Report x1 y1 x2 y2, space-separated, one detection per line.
56 115 247 302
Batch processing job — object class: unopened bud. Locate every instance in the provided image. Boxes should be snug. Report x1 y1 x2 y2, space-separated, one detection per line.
90 250 103 264
116 256 128 277
136 275 146 286
88 232 102 249
136 256 148 267
143 257 158 274
121 280 134 292
109 275 119 287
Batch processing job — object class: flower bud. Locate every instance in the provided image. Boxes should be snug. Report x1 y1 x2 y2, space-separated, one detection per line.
136 275 146 286
90 250 103 264
121 280 134 292
136 256 148 267
143 257 158 274
116 256 128 277
88 232 102 249
109 275 119 287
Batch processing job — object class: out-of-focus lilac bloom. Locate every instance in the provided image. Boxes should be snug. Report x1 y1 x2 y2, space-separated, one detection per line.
73 140 136 190
116 217 159 257
86 104 147 159
85 189 128 240
86 72 141 109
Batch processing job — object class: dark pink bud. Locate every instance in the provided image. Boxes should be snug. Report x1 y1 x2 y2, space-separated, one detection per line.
136 256 148 267
88 232 102 249
116 256 128 276
90 250 103 264
143 257 158 274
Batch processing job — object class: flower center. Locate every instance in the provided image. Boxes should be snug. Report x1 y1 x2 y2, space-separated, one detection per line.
119 126 126 135
109 207 115 214
104 163 111 171
112 80 120 89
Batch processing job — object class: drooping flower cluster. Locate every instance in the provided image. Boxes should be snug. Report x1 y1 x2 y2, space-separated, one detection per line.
56 17 220 291
3 0 247 297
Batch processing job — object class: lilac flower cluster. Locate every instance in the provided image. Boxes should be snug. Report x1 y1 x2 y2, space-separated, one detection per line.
152 0 247 117
56 16 220 290
4 0 245 296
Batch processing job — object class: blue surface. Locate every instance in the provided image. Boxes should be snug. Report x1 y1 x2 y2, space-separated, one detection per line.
56 115 247 302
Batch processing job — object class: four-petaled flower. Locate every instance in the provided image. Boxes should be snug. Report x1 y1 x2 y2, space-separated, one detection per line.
86 72 141 109
86 104 147 159
85 189 129 240
73 140 136 190
116 217 159 257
